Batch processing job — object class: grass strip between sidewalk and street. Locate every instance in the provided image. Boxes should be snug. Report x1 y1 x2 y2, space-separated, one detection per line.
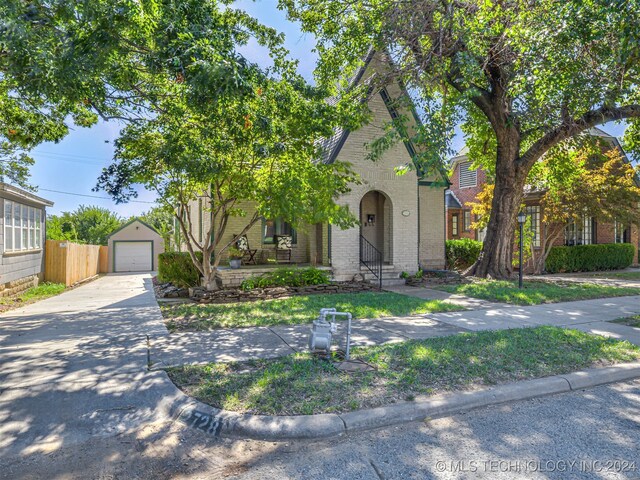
166 326 640 416
436 280 640 306
161 292 463 331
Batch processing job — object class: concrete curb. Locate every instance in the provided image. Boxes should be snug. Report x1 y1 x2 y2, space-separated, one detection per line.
159 362 640 440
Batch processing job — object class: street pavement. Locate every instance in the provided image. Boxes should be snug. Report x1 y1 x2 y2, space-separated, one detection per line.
4 378 640 479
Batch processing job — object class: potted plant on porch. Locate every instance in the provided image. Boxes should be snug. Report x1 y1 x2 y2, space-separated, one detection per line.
227 247 243 269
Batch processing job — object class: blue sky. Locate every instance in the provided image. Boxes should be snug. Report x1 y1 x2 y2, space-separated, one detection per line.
27 1 629 217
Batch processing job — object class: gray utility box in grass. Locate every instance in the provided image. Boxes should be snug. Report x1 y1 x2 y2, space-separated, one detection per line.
308 308 353 359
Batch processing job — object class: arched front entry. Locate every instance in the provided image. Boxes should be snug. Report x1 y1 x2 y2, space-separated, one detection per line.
359 190 392 264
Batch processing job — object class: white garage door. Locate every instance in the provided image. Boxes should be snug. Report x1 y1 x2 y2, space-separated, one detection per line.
114 242 152 272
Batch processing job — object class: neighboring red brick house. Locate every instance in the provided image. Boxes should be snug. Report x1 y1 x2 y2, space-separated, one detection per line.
446 128 640 266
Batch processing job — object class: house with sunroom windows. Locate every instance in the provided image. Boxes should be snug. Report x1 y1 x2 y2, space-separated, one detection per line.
1 182 53 296
445 128 640 267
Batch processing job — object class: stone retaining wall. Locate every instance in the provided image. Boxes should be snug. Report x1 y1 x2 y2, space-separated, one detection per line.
191 281 377 304
0 274 39 298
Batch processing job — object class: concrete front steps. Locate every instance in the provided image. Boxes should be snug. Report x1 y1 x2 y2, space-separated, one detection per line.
360 265 406 287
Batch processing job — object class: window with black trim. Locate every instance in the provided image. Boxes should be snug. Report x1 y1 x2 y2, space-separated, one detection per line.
565 215 595 246
452 214 459 236
262 218 297 244
615 221 628 243
463 210 472 231
524 205 541 247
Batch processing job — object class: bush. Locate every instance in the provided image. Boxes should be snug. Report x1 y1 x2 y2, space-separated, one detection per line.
545 243 636 274
446 239 483 271
158 252 203 288
240 267 331 290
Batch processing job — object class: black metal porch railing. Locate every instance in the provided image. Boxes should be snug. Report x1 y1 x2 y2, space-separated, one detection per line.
360 235 382 290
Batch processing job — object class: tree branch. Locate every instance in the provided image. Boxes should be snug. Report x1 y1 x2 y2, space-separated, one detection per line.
519 104 640 168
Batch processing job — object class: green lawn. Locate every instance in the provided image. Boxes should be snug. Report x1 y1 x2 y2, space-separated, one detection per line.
167 326 640 415
610 315 640 328
437 280 640 306
0 282 66 312
161 292 462 331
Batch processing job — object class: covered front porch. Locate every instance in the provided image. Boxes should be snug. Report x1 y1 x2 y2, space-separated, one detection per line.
215 263 333 288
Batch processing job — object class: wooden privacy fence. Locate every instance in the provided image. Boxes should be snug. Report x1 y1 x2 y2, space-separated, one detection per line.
45 240 109 286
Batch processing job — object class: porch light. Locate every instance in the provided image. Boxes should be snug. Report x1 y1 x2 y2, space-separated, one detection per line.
517 211 527 225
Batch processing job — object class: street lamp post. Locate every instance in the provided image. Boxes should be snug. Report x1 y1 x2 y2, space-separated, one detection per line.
517 211 527 289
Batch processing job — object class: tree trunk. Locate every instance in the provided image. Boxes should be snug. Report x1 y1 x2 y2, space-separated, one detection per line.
468 136 528 279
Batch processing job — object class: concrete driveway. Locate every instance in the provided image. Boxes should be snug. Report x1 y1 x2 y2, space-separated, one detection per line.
0 274 177 465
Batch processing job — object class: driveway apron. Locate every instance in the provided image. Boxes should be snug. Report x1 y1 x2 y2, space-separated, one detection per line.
0 274 176 460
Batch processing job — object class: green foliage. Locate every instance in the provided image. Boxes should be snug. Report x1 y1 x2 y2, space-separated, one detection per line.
46 213 79 242
47 205 122 245
96 73 358 285
158 252 203 288
446 239 483 271
227 247 244 260
138 206 174 251
285 0 640 278
401 270 423 280
1 0 289 184
545 244 636 274
240 267 331 290
0 282 66 309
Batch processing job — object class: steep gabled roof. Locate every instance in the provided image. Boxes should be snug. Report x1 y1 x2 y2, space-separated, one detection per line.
107 217 160 239
445 190 462 209
317 49 376 165
317 51 450 185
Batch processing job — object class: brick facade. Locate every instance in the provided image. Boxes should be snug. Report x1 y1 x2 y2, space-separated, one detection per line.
328 89 445 281
446 151 640 267
182 55 448 279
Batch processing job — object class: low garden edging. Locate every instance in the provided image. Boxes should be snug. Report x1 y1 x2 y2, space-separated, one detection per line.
189 281 377 304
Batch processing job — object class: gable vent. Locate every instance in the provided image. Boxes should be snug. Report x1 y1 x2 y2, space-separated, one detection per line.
459 161 477 187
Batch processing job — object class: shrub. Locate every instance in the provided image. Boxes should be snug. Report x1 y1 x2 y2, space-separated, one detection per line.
545 243 635 274
240 267 331 290
446 239 483 271
158 252 203 288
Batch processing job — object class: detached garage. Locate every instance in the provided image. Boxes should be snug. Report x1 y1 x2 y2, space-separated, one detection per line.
107 218 164 273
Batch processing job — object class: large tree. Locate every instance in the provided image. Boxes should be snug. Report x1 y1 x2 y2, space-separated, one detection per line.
1 0 282 185
471 140 640 274
283 0 640 278
96 76 358 289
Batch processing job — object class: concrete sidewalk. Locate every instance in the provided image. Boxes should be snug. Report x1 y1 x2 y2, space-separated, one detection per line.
151 316 468 367
524 268 640 288
428 295 640 334
385 284 509 309
151 295 640 367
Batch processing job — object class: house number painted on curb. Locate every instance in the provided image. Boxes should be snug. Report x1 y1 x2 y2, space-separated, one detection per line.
184 409 223 436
